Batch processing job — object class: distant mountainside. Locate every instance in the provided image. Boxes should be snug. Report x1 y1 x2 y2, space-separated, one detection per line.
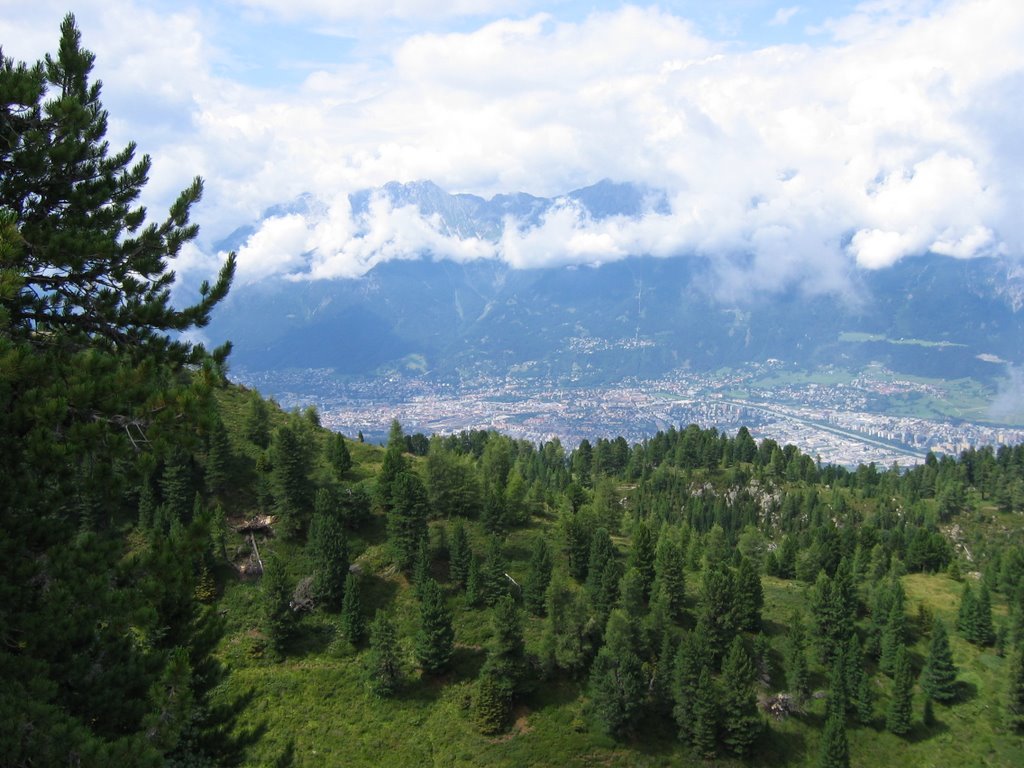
206 181 1024 388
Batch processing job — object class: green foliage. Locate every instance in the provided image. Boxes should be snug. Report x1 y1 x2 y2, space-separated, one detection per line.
447 519 470 588
886 644 915 736
414 579 454 675
309 504 349 611
326 431 352 478
690 666 718 759
720 636 761 757
270 423 314 539
921 619 958 703
367 611 402 697
817 712 850 768
653 527 687 623
523 536 553 616
339 573 365 646
387 470 429 571
786 611 811 701
262 556 296 656
1008 643 1024 732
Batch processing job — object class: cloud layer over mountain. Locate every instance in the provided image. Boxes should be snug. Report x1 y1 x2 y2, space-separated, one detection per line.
4 1 1023 294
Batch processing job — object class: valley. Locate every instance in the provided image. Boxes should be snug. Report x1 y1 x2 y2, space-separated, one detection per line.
232 359 1024 467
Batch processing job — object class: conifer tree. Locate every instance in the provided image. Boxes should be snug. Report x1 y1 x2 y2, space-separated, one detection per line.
920 619 958 703
1007 643 1024 733
387 469 429 571
817 711 850 768
204 417 230 496
447 519 471 588
654 529 687 623
628 521 657 600
589 610 646 738
415 578 455 674
479 535 509 607
691 666 719 759
340 572 365 646
886 645 914 736
844 633 873 723
523 536 553 616
672 632 701 744
262 556 295 657
786 611 811 703
270 423 313 539
376 420 408 510
367 611 402 697
971 583 997 647
563 511 592 582
244 395 271 448
309 506 349 612
720 636 762 757
957 582 977 634
733 556 764 633
541 574 591 676
879 597 907 677
474 596 526 733
698 561 735 667
465 552 483 607
326 431 352 479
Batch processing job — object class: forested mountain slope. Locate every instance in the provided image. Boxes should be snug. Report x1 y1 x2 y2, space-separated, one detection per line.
3 18 1024 768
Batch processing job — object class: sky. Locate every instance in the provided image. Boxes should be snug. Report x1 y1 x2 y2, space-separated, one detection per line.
2 0 1023 292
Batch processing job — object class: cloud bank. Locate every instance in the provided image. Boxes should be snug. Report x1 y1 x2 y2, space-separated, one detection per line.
3 1 1023 294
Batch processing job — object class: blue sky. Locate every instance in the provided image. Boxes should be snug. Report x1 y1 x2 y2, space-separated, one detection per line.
2 1 1022 291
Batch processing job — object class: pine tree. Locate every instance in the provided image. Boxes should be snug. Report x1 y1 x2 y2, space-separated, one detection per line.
479 535 509 607
415 579 455 675
326 431 352 478
448 519 471 588
920 619 958 703
672 632 701 743
720 636 761 757
972 583 996 647
653 529 687 623
589 610 646 738
376 420 408 510
786 611 811 703
339 573 365 646
541 574 590 676
691 666 718 759
879 597 907 676
1007 643 1024 733
465 552 483 607
886 645 914 736
270 423 313 539
387 470 429 571
523 536 553 616
474 596 526 733
733 556 764 633
367 611 402 697
844 633 873 723
204 417 230 496
244 395 271 448
957 582 976 634
309 507 349 612
698 561 735 667
0 17 236 762
262 556 295 657
817 712 850 768
628 521 657 600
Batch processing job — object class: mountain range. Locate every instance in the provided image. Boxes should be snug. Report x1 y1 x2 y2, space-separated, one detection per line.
205 180 1024 393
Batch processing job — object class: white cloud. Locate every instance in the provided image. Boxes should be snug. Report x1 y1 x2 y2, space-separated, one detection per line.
4 1 1024 294
769 6 801 26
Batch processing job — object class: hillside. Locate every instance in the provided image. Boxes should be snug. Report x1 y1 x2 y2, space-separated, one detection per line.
201 386 1024 767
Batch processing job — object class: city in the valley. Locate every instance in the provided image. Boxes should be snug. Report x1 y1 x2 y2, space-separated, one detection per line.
233 360 1024 468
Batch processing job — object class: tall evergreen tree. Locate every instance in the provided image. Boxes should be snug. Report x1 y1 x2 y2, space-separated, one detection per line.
720 636 762 757
244 395 271 449
0 17 236 762
262 556 295 657
886 645 914 736
339 573 365 646
879 596 907 677
653 529 687 623
628 521 657 600
920 619 958 703
672 632 702 744
479 535 509 607
589 610 646 739
786 611 811 703
1007 643 1024 733
523 536 553 616
270 423 313 539
415 578 455 675
691 666 719 760
817 711 850 768
733 556 764 633
204 417 230 496
387 470 429 572
309 505 349 612
367 611 402 697
326 431 352 479
448 519 471 588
